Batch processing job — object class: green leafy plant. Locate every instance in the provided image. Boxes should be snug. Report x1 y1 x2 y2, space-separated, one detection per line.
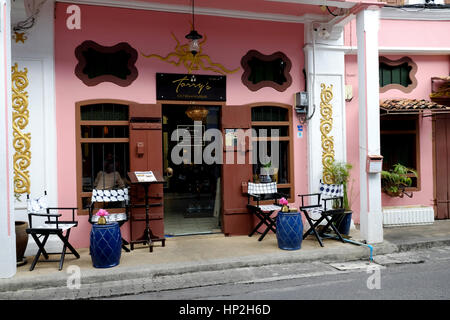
327 160 353 211
381 163 417 197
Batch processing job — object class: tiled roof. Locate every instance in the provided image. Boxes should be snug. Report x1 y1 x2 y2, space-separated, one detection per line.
380 99 450 113
430 76 450 99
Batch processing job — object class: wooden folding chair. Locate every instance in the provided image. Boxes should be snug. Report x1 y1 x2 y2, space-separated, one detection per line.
246 182 286 241
298 181 347 247
88 188 130 252
26 192 80 271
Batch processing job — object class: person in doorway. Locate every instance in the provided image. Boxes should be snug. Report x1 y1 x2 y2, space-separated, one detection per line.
94 159 126 190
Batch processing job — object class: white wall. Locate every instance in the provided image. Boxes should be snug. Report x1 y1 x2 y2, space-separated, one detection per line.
11 0 58 255
0 0 16 278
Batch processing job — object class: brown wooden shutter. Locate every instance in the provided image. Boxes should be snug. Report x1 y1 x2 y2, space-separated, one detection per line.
128 104 164 239
434 114 450 220
221 104 253 235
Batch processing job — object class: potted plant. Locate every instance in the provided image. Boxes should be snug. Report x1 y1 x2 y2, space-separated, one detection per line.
381 163 417 198
327 160 353 235
259 160 273 183
15 221 29 266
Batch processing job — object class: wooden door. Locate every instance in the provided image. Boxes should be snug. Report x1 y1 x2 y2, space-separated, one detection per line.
221 104 253 235
129 104 164 239
435 113 450 219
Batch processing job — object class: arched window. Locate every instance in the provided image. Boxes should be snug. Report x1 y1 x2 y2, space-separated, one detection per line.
76 101 130 213
251 104 293 199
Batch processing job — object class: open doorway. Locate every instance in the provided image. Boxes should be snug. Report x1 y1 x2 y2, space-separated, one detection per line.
162 104 222 236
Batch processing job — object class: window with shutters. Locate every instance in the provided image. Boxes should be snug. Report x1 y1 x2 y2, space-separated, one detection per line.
241 50 292 92
379 56 418 93
380 115 420 190
251 104 294 200
76 101 130 214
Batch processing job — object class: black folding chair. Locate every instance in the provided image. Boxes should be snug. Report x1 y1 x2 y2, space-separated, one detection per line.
298 182 347 247
246 182 286 241
88 188 130 252
26 191 80 271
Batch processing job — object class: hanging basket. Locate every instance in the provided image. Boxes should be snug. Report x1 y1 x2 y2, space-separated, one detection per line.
383 188 403 198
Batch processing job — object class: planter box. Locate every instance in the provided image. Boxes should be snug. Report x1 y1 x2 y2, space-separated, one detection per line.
382 205 434 227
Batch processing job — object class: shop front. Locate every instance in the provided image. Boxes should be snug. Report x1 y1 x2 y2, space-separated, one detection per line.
52 2 308 248
2 0 391 279
2 0 408 278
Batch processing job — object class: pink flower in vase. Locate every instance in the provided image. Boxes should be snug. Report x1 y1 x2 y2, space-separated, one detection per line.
96 209 109 224
96 209 109 217
279 197 289 212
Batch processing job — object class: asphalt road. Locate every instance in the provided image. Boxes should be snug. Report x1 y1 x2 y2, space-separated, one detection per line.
112 246 450 300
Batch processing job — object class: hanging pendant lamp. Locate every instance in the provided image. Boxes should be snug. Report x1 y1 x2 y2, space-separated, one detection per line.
185 0 202 56
186 105 209 122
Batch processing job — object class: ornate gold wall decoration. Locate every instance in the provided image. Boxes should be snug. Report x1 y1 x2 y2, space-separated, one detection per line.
13 32 28 43
320 83 335 184
12 63 31 198
141 31 240 75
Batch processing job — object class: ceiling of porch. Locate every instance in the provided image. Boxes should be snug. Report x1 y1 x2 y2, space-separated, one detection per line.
65 0 368 24
135 0 327 16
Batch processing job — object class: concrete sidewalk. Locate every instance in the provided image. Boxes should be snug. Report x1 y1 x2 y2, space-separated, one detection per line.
0 220 449 299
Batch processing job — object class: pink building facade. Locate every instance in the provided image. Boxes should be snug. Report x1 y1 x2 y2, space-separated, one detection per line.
1 0 450 277
345 17 450 221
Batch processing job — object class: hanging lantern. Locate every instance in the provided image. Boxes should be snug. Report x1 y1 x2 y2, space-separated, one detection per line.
185 106 209 122
185 0 202 56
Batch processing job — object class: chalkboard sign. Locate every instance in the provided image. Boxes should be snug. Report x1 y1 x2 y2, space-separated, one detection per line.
156 73 226 101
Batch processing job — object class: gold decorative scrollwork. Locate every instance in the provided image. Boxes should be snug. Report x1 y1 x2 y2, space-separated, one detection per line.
320 83 335 184
141 31 240 75
12 63 31 198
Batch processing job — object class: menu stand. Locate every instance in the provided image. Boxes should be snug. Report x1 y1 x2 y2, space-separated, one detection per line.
128 171 166 252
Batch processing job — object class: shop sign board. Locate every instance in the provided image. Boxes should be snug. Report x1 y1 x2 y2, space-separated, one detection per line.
156 73 226 101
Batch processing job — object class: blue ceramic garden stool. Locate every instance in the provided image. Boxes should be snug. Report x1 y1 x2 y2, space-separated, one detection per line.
90 222 122 268
276 211 303 250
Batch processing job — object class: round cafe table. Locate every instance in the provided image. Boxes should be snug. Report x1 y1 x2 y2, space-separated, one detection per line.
90 222 122 268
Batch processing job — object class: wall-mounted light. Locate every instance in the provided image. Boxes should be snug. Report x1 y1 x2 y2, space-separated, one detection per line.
345 84 353 102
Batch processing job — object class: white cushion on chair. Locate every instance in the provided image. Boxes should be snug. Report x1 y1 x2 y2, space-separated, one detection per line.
257 204 281 212
34 223 77 231
90 188 129 224
91 213 127 223
304 207 322 220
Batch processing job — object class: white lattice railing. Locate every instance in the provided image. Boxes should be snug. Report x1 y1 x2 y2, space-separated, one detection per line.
383 206 435 227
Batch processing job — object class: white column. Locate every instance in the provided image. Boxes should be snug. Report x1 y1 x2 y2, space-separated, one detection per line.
356 8 383 244
0 0 16 278
304 23 347 195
